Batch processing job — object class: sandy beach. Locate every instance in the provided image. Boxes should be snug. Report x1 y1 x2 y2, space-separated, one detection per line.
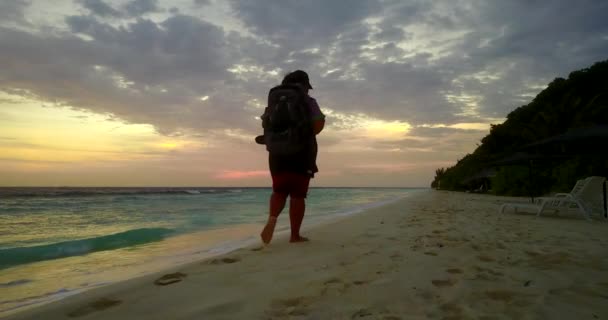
6 190 608 320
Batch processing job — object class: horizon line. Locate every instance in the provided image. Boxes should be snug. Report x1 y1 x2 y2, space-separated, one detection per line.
0 186 429 189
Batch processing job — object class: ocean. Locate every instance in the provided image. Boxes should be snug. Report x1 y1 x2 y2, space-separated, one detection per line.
0 187 422 317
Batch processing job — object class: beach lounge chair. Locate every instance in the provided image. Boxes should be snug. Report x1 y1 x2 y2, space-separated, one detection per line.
499 176 606 220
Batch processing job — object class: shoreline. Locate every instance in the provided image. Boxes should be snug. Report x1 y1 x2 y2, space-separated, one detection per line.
1 190 419 318
6 190 608 319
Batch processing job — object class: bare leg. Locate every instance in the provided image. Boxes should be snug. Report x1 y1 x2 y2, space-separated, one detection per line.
261 192 287 244
289 197 309 243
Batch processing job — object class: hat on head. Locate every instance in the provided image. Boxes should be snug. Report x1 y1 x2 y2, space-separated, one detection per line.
282 70 313 89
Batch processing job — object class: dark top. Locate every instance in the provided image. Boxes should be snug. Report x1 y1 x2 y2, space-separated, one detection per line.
269 96 324 177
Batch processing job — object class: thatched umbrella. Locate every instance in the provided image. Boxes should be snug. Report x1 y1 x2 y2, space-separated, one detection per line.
460 168 497 192
523 125 608 155
490 152 568 166
489 153 570 202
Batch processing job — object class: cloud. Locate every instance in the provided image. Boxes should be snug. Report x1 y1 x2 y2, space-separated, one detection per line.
193 0 211 7
124 0 160 16
2 0 608 186
423 0 608 118
0 13 263 135
0 0 31 26
79 0 120 18
230 0 383 45
5 1 606 138
78 0 161 18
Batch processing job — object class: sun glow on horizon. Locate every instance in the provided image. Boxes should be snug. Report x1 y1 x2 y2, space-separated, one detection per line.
0 92 201 166
323 109 413 141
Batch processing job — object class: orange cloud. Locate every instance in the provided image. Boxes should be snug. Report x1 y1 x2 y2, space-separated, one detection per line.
215 170 268 179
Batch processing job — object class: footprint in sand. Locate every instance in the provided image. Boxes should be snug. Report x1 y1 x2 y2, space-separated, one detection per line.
477 255 495 262
472 265 504 281
321 278 350 295
208 257 240 265
362 309 409 319
352 308 373 318
526 251 571 269
485 290 515 302
417 290 435 300
431 279 456 287
389 253 403 261
67 298 122 317
154 272 187 286
439 302 464 318
524 250 541 257
496 242 507 249
362 250 377 256
269 296 311 317
324 277 342 285
483 268 503 276
446 268 463 274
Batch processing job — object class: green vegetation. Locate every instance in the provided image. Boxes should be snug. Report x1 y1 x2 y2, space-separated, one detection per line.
432 60 608 196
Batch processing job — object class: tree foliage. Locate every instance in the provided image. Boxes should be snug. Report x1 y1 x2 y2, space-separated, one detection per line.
432 60 608 195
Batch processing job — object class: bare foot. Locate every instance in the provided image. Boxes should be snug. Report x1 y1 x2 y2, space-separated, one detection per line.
260 216 277 244
290 236 310 243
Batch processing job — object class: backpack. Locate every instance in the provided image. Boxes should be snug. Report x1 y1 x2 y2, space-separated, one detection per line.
261 84 312 155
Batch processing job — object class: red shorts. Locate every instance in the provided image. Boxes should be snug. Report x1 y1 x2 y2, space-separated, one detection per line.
272 172 311 198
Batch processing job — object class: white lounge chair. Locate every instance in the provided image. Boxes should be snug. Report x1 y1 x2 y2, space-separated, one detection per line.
499 176 606 220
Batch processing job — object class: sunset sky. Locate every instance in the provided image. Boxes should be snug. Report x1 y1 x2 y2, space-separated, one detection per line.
1 0 607 187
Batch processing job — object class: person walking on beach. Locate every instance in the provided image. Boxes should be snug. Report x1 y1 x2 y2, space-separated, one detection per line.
258 70 325 244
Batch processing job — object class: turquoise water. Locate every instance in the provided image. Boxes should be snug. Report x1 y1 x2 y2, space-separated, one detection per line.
0 187 422 316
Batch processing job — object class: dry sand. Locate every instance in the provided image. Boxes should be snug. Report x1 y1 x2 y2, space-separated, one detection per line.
6 190 608 320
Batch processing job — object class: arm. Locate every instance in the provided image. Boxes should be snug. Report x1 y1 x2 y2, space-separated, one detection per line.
307 97 325 135
313 119 325 135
